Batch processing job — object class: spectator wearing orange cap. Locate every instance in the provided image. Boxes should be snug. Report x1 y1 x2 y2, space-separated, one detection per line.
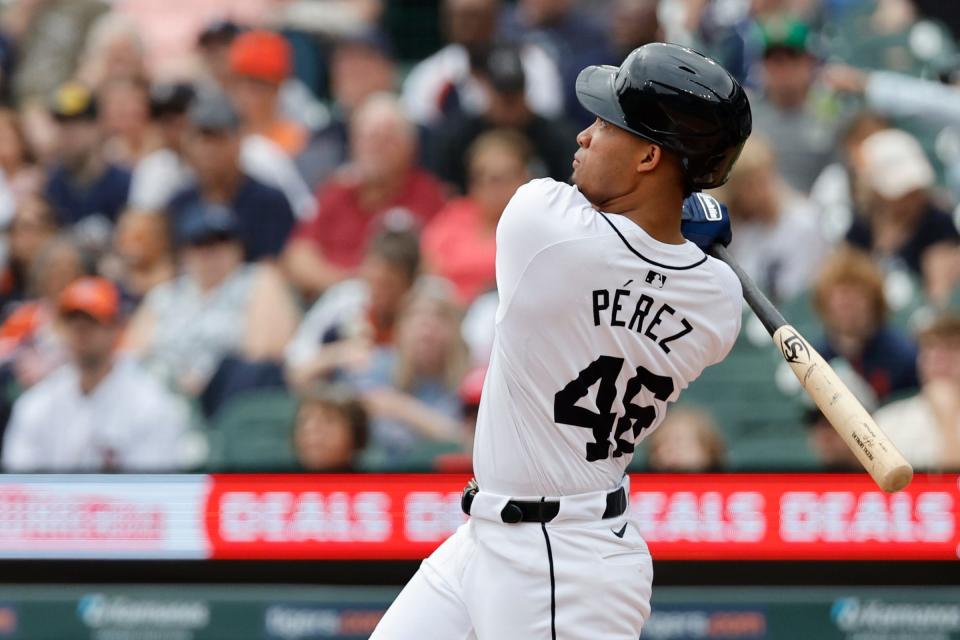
194 19 326 138
222 30 317 221
228 29 307 157
2 277 193 472
0 235 85 391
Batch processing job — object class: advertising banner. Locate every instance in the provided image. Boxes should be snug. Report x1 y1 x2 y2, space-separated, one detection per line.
0 586 958 640
0 475 208 559
0 474 955 561
204 473 960 561
644 588 960 640
631 473 959 561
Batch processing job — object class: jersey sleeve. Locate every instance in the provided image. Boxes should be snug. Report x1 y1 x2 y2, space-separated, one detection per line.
495 179 603 320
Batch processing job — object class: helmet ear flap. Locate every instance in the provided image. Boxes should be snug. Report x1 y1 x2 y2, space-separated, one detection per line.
686 138 748 190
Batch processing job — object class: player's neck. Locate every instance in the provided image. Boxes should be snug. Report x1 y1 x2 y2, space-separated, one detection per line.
603 188 685 246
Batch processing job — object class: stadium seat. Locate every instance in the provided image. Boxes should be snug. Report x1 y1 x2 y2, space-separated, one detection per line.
206 389 300 472
677 312 818 470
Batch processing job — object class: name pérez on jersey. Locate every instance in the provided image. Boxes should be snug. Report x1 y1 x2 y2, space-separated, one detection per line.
591 283 693 354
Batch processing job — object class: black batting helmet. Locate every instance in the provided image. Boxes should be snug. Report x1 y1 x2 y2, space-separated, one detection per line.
576 42 752 191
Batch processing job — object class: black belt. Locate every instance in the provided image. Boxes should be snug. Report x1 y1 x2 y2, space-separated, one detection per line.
460 480 627 524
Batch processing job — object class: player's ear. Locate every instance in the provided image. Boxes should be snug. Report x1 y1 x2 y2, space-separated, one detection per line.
635 142 662 176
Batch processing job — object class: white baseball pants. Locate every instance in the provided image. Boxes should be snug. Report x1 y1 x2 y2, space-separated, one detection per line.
370 477 653 640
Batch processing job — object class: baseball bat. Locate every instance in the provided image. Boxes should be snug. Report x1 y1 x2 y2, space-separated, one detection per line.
709 244 913 493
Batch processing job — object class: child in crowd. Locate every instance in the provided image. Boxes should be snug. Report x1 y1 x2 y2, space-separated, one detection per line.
293 386 369 472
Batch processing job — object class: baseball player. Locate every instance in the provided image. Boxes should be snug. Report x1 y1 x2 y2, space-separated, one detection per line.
371 43 752 639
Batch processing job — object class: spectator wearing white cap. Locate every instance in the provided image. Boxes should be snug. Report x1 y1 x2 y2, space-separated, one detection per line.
846 128 959 274
823 61 960 202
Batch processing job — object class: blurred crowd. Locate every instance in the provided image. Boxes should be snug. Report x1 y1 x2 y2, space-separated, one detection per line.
0 0 956 475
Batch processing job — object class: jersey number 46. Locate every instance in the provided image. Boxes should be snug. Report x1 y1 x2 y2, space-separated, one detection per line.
554 356 674 462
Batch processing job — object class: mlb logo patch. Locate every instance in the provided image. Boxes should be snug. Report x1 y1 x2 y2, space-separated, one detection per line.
645 270 667 288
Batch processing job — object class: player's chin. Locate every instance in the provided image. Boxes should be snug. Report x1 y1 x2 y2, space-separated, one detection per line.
571 171 595 199
571 167 585 190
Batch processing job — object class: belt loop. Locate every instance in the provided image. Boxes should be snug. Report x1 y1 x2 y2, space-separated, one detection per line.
500 503 524 523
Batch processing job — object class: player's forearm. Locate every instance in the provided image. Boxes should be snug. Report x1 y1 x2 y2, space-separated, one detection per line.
386 394 461 443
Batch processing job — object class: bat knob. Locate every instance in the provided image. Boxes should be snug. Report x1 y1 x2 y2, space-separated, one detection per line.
880 464 914 493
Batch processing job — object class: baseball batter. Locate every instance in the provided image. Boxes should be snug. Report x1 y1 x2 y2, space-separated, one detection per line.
371 43 752 639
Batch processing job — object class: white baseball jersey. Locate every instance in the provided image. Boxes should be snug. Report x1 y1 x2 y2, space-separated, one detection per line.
372 178 742 640
473 178 743 497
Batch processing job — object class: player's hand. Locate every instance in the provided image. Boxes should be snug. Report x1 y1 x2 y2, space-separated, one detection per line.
681 193 732 251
